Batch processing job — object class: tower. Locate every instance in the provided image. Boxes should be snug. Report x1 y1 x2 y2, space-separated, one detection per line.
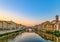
55 15 59 31
56 15 59 23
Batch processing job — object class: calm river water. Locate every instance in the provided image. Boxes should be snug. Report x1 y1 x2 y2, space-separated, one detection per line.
0 32 60 42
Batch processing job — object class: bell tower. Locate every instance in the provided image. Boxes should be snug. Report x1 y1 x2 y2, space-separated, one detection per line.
56 15 59 23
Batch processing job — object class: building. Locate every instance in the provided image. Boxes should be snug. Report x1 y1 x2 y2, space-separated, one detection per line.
38 24 41 31
0 21 3 30
0 20 26 30
51 15 60 31
56 15 59 23
44 21 54 31
3 21 8 30
41 15 60 31
0 20 20 30
7 21 17 30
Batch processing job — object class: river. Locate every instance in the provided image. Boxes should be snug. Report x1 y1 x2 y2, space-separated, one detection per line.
0 32 60 42
0 32 52 42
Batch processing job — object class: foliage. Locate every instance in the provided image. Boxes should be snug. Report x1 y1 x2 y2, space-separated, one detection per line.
46 30 60 37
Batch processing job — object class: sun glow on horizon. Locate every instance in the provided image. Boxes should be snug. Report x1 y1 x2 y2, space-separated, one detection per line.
0 16 42 26
0 10 43 26
0 14 40 26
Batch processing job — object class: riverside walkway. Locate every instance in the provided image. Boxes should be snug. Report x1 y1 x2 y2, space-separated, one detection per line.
0 29 20 34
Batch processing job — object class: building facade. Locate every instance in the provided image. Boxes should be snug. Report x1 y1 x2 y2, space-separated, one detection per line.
37 15 60 32
0 20 21 30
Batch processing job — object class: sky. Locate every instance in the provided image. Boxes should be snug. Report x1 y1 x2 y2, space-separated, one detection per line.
0 0 60 26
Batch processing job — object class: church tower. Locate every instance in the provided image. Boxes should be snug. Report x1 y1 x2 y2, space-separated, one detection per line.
56 15 59 23
55 15 59 31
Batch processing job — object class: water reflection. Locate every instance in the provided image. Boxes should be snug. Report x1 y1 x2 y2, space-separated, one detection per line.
14 32 51 42
0 31 60 42
0 33 20 42
37 31 60 42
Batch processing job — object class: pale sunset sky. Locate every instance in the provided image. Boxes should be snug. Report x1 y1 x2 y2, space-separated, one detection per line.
0 0 60 26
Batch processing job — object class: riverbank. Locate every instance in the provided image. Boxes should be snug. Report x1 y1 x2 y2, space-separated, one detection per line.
35 30 60 37
46 30 60 37
0 29 23 37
